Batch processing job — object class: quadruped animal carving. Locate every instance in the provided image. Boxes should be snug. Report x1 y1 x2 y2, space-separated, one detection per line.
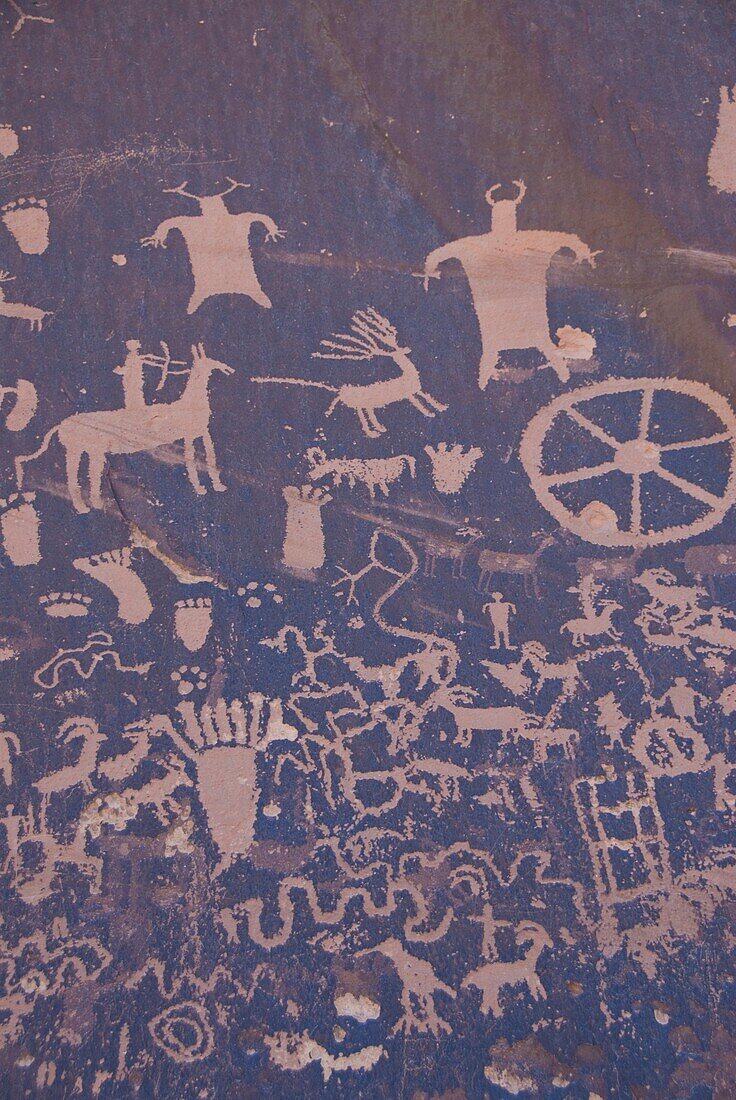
477 535 555 598
424 181 597 387
252 308 447 438
306 447 416 499
15 343 233 513
0 273 49 330
462 922 552 1016
142 178 284 313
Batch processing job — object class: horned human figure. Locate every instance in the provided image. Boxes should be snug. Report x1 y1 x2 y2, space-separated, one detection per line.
15 343 233 514
142 178 285 314
424 181 598 387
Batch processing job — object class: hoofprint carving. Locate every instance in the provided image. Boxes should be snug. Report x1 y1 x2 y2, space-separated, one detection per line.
15 343 233 513
141 178 284 313
252 308 447 438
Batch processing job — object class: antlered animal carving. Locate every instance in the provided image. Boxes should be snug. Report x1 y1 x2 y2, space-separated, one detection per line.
252 308 447 438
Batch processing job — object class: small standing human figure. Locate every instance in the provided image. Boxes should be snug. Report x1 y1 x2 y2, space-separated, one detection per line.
483 592 517 650
657 677 707 726
113 339 183 410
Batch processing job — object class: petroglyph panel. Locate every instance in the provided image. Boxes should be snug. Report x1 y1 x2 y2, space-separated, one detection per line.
0 2 735 1097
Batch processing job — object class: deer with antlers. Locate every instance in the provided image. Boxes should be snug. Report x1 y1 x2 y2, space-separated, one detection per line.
141 178 285 314
252 307 447 438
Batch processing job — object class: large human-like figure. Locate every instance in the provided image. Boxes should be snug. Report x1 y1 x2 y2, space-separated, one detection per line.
142 178 285 314
424 181 597 387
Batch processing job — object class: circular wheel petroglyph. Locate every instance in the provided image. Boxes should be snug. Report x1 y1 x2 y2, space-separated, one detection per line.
519 378 736 547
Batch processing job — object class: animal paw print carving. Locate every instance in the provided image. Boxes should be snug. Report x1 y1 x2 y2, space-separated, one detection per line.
1 197 50 254
174 597 213 651
170 665 209 697
237 581 284 608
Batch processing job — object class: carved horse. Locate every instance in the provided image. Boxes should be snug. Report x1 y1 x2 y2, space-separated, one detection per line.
16 343 233 513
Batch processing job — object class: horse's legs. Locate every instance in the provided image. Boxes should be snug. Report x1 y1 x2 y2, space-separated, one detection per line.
419 390 448 412
65 448 89 514
201 430 226 491
87 449 107 510
356 407 379 438
365 407 386 435
183 438 206 495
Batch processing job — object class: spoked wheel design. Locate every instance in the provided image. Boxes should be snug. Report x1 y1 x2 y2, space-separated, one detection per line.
519 378 736 547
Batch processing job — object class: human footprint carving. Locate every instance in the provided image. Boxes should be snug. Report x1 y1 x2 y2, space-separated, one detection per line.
174 597 213 651
1 197 49 254
0 124 19 158
424 443 483 494
73 548 153 625
0 492 40 565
